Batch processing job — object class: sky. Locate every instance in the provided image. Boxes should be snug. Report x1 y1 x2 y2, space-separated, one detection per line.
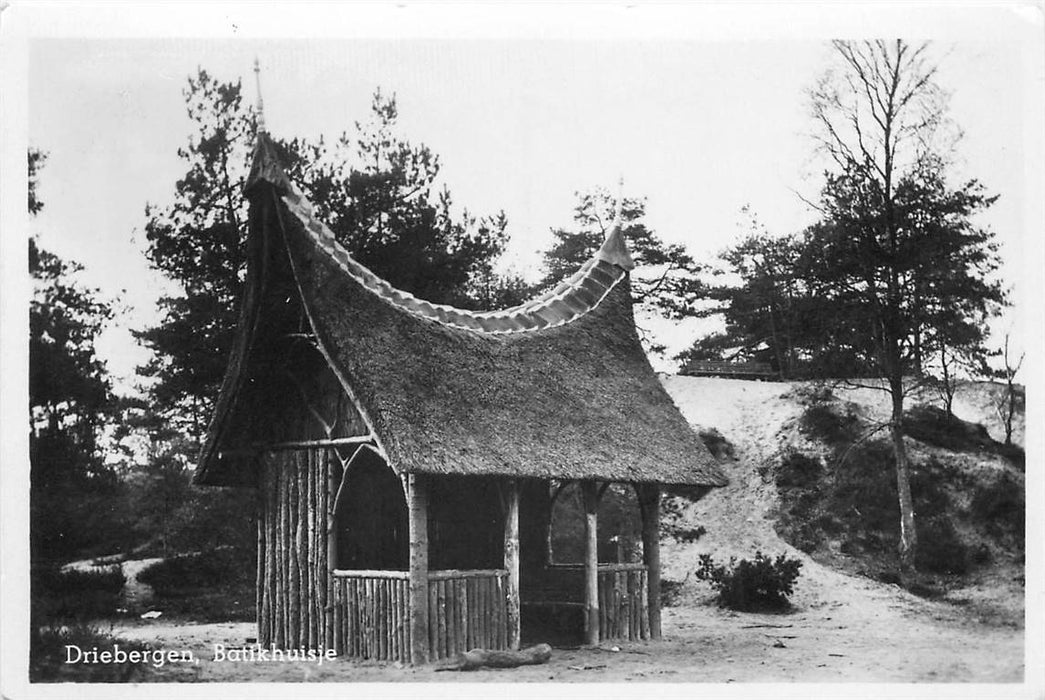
7 2 1044 387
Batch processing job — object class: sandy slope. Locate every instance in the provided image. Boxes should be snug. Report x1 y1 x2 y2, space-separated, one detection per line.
104 376 1025 683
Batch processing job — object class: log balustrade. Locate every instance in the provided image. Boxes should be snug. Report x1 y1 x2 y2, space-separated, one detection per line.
331 568 509 662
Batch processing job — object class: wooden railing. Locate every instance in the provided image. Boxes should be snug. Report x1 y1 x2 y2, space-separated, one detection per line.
333 568 509 663
529 562 650 641
428 569 508 661
332 570 410 662
597 563 649 641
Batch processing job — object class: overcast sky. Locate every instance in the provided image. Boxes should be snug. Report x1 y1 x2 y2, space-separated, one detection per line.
8 3 1044 386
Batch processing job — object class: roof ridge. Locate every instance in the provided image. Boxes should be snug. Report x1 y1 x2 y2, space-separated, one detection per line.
283 191 629 334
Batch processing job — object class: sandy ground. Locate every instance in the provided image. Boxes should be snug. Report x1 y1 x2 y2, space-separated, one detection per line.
93 377 1026 684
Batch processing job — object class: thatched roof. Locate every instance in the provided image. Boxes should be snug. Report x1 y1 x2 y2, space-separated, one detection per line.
195 133 726 489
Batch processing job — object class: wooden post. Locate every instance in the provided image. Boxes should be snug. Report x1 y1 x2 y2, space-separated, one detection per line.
638 484 662 640
255 462 265 642
503 479 521 650
408 474 430 664
581 480 600 646
325 453 337 650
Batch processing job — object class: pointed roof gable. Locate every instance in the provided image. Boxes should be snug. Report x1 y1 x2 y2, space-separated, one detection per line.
196 133 726 489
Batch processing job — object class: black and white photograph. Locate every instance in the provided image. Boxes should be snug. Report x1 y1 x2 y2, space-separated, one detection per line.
2 2 1042 696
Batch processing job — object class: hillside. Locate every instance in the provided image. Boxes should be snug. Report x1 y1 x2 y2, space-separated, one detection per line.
659 376 1025 626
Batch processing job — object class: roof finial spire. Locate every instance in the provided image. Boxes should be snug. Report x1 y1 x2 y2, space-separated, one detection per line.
253 57 266 134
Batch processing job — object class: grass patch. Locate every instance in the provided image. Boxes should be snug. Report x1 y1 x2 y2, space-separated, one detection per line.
30 623 153 682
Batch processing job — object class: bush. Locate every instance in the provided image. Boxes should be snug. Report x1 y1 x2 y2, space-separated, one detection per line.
915 516 972 575
776 451 822 490
970 472 1025 545
699 428 735 461
138 548 250 593
32 564 125 620
669 525 706 544
799 403 859 445
695 552 802 612
138 548 255 622
660 578 685 608
903 405 994 451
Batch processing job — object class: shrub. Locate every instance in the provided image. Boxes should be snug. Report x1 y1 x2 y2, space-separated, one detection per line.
695 551 803 612
32 564 125 620
698 428 735 461
903 405 994 451
915 516 972 575
138 548 250 593
670 525 706 544
776 451 822 490
799 403 859 445
660 578 685 607
970 473 1025 544
137 548 255 622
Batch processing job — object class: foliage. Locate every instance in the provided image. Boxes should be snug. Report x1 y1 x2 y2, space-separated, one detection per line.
775 450 822 490
29 151 126 562
549 483 642 564
29 148 47 215
991 334 1025 446
798 40 1008 574
902 404 994 451
30 623 152 682
670 526 707 545
695 552 803 612
537 187 706 354
698 427 735 461
139 548 251 592
137 72 524 429
660 578 686 607
799 402 860 446
774 396 1019 587
138 548 255 622
970 471 1025 546
914 516 972 575
32 564 126 621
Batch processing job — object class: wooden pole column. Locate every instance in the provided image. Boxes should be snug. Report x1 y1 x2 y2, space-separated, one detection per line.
407 474 430 664
503 479 521 650
581 480 600 646
638 484 662 639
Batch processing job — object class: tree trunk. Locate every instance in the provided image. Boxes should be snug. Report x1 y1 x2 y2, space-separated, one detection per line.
889 378 917 577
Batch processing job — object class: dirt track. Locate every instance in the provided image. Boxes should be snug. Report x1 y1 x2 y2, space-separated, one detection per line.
110 600 1022 683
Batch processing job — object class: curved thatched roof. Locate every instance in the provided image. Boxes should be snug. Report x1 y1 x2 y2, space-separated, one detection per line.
195 133 726 489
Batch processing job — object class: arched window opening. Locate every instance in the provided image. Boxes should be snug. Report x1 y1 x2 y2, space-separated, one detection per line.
548 482 643 564
333 445 408 570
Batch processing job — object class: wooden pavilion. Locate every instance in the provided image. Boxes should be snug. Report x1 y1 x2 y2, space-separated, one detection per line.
195 130 728 664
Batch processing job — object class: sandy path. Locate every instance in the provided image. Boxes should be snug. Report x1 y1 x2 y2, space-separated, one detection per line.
110 606 1022 683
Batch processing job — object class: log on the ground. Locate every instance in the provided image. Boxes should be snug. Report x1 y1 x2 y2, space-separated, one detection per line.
442 643 552 671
